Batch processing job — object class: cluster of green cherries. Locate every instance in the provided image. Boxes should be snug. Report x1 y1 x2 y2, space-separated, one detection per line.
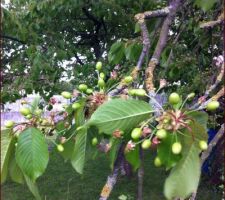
4 105 43 129
128 92 220 167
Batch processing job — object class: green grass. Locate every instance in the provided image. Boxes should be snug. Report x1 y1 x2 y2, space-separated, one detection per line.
2 150 222 200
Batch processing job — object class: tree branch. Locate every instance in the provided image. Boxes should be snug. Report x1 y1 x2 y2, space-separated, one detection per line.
200 12 224 29
145 0 183 92
144 7 170 19
204 63 224 98
99 144 125 200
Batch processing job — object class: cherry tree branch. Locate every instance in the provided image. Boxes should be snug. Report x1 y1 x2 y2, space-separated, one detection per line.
204 64 224 98
194 86 224 110
143 7 170 19
109 6 172 96
199 12 224 29
99 144 125 200
145 0 183 92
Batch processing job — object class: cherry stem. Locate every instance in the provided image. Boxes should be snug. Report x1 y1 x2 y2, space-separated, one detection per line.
184 106 206 115
179 96 189 110
134 129 157 145
106 82 120 93
140 116 154 129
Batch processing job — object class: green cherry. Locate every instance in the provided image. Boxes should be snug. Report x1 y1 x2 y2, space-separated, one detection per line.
131 128 142 140
96 61 102 71
141 139 151 149
72 102 81 110
92 137 98 146
57 144 64 152
135 89 147 97
199 140 208 150
5 120 14 128
128 89 137 96
78 84 88 92
25 114 32 119
124 76 133 84
100 72 105 79
169 93 180 104
156 129 167 139
86 88 93 94
98 79 105 88
154 157 162 167
172 142 182 154
61 91 72 99
206 101 219 111
20 107 31 116
187 92 195 100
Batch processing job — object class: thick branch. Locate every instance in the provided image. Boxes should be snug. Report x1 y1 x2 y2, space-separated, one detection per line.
145 0 183 92
144 7 170 19
136 21 150 70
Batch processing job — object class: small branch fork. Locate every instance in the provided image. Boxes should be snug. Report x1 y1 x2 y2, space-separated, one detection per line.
145 0 183 93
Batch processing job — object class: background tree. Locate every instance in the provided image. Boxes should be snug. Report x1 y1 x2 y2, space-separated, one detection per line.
2 0 223 102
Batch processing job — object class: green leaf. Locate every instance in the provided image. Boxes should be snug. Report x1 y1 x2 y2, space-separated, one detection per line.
164 144 201 200
71 127 87 174
125 146 140 171
9 157 24 184
58 139 75 161
71 99 87 174
1 129 16 183
125 43 142 62
24 175 42 200
157 134 182 169
187 111 208 130
108 41 125 64
88 99 153 135
195 0 218 11
134 22 141 33
30 96 41 113
58 125 77 161
108 138 121 170
15 127 49 181
182 121 208 145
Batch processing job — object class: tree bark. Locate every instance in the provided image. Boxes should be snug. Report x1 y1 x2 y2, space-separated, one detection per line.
99 145 125 200
145 0 183 92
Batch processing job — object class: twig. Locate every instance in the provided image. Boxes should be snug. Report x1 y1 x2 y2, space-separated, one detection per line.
199 12 224 29
193 86 224 110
